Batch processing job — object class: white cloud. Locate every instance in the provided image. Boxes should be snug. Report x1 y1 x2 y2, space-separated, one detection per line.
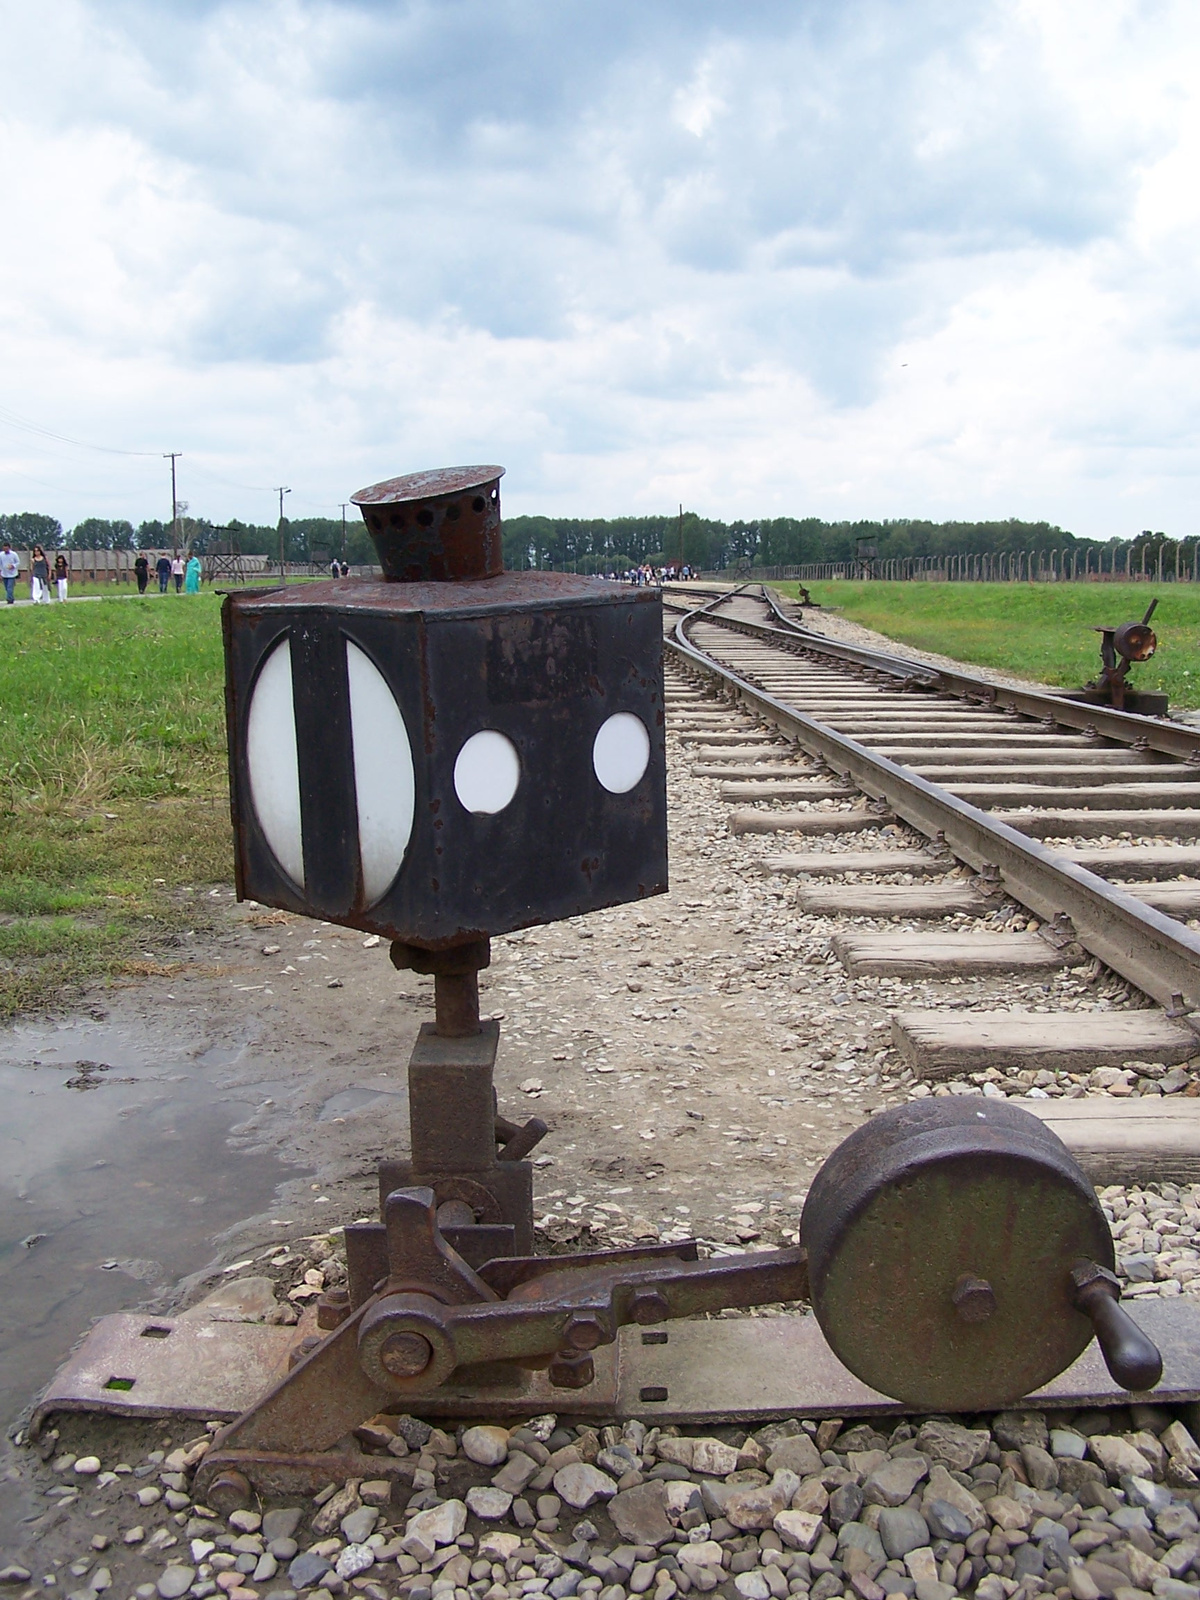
0 0 1197 534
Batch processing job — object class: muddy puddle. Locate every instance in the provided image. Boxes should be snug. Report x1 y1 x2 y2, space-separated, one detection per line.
0 1012 308 1435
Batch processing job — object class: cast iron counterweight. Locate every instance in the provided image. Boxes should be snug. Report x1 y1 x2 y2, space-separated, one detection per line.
198 465 1162 1505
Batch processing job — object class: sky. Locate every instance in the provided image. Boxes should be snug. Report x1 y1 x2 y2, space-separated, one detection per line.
0 0 1198 537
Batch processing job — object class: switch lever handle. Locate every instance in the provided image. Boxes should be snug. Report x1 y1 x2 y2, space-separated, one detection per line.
1072 1261 1163 1392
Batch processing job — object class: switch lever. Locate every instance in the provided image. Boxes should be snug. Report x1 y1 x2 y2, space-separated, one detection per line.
1071 1260 1163 1392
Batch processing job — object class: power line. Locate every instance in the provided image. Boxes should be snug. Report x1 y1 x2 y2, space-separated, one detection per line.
0 403 283 495
0 403 161 457
183 458 279 495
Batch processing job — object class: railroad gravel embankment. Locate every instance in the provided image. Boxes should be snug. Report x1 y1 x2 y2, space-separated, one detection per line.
15 1402 1200 1600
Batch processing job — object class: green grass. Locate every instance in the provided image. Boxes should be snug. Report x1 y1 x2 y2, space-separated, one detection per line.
775 581 1200 710
0 594 232 1017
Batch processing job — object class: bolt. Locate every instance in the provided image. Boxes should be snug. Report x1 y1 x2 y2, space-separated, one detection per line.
630 1291 669 1326
952 1274 997 1323
380 1330 433 1377
563 1313 604 1351
205 1469 253 1515
1070 1259 1120 1300
316 1288 350 1331
548 1351 595 1389
287 1335 322 1370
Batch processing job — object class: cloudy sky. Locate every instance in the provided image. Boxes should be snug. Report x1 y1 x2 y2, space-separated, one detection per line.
0 0 1197 536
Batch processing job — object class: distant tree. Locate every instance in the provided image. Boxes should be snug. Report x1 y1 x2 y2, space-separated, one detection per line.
0 510 63 546
137 519 167 548
177 517 214 555
68 517 136 550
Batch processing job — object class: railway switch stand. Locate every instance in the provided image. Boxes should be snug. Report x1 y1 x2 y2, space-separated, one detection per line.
197 468 1161 1501
1067 597 1168 715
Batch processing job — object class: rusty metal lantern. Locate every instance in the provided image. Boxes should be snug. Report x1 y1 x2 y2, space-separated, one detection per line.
221 466 668 948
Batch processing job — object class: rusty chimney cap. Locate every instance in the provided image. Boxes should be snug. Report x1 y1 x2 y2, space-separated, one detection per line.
351 465 506 583
352 465 505 508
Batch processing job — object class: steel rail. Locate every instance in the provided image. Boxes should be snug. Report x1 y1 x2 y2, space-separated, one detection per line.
667 597 1200 1018
668 582 1200 760
757 587 1200 756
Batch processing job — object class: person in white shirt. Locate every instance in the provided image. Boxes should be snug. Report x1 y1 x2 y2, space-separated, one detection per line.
0 541 18 604
171 555 185 593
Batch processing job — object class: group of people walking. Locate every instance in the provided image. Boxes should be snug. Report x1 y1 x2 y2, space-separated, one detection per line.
0 540 202 604
1 542 69 604
133 553 201 594
618 562 695 586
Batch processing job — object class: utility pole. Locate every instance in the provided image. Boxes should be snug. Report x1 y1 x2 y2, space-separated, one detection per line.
276 487 291 584
164 453 182 556
340 502 349 561
678 503 684 569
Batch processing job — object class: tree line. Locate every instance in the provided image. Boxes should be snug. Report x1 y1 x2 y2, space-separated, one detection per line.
0 512 373 564
0 508 1189 573
498 516 1190 573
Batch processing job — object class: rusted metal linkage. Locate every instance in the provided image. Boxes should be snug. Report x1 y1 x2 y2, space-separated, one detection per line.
193 1186 810 1481
668 614 1200 1015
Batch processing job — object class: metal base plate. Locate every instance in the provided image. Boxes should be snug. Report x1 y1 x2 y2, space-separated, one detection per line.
621 1297 1200 1421
30 1312 298 1436
32 1297 1200 1435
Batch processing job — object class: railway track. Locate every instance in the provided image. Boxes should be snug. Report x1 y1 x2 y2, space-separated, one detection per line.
660 584 1200 1137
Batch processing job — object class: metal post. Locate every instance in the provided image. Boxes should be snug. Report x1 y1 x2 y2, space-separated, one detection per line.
164 452 181 556
276 487 291 583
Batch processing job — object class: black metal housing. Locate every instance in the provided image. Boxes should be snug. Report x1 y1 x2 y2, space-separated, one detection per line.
222 571 668 946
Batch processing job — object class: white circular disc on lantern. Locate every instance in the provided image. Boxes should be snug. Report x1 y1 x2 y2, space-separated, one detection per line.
454 730 520 814
345 640 415 903
592 712 650 794
246 635 305 890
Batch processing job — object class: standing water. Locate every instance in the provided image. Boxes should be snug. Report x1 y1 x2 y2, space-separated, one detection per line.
0 1012 307 1434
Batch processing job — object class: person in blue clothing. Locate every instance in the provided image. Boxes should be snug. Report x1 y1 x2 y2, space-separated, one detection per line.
156 554 171 593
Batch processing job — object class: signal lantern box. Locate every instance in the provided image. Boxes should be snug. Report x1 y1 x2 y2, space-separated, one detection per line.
221 466 668 948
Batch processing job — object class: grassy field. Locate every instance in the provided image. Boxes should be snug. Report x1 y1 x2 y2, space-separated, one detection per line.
777 581 1200 710
0 593 231 1016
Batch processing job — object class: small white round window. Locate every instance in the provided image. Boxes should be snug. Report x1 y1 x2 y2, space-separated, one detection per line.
454 730 521 814
593 712 650 794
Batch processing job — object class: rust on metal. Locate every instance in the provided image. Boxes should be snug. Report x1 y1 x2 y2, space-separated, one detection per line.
801 1098 1123 1411
1068 599 1166 715
352 465 505 582
756 585 1193 755
196 1182 810 1482
45 1291 1199 1454
671 593 1200 1010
